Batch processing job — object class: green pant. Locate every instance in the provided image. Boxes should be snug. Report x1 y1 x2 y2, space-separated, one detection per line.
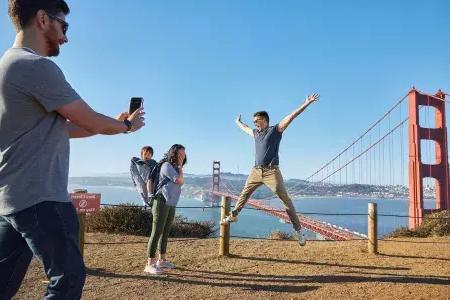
147 194 176 258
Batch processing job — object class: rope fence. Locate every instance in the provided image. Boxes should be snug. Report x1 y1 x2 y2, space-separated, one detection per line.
229 235 364 242
99 203 450 219
100 203 220 209
73 198 449 257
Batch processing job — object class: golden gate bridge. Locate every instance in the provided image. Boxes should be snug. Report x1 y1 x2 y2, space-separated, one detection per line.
208 88 449 240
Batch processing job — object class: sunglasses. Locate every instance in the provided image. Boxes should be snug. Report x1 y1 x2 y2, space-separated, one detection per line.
47 13 69 35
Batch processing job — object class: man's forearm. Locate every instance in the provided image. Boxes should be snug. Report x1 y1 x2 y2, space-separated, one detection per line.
67 122 96 138
278 101 314 132
57 100 134 136
86 113 129 135
236 121 247 131
278 94 319 132
68 114 127 137
289 101 311 120
236 121 253 136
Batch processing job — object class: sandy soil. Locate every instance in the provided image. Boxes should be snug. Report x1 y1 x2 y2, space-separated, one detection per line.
13 233 450 299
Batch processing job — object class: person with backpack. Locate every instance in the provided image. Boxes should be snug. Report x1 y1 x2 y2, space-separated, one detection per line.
144 144 187 275
130 146 157 206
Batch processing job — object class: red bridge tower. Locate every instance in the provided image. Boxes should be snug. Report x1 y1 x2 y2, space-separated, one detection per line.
408 88 450 229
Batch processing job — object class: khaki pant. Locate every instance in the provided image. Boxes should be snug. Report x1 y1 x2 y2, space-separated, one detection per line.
231 167 301 231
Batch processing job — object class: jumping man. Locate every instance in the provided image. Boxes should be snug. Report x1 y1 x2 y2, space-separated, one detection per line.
221 93 319 246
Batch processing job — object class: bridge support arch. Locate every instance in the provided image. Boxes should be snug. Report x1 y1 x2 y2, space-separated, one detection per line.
211 161 221 202
408 88 450 229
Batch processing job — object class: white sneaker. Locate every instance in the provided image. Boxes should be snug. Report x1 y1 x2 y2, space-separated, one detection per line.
220 214 238 225
157 260 176 269
144 263 163 275
297 229 307 246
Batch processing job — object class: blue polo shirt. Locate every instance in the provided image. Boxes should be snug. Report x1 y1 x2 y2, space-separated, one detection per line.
253 124 282 167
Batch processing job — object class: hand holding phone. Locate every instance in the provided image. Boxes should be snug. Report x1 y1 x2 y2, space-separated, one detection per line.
119 97 145 133
129 97 144 114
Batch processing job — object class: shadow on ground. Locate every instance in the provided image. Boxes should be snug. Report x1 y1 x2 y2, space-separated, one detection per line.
87 260 450 291
229 254 410 270
86 267 320 293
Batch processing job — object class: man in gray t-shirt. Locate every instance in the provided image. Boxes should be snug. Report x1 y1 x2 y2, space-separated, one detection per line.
221 93 319 247
0 1 145 299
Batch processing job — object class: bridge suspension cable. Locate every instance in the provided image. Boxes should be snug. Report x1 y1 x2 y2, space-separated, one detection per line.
303 93 409 183
287 92 413 197
287 90 447 199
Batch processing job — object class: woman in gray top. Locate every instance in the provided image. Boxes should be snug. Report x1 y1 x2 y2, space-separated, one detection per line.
144 144 186 275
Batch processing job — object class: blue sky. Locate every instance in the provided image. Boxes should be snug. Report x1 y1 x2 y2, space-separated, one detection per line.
1 0 449 178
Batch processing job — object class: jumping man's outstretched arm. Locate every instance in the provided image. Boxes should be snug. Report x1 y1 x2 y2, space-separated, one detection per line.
235 114 254 137
277 93 320 133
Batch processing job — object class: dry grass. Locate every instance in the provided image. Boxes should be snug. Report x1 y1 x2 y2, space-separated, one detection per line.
14 234 450 299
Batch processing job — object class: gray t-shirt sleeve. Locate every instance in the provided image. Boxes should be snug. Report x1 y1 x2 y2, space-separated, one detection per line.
161 162 179 183
26 58 80 112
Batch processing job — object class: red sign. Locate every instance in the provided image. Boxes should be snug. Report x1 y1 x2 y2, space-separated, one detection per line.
71 193 101 214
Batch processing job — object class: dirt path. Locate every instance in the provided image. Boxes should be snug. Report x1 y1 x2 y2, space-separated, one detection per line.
14 234 450 299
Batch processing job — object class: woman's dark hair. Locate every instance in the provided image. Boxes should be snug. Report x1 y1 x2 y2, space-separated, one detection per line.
8 0 70 30
253 111 269 123
160 144 186 168
140 146 154 159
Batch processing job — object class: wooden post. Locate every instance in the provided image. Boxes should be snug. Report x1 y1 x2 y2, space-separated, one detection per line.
78 213 86 256
219 196 230 256
368 203 378 254
73 189 88 256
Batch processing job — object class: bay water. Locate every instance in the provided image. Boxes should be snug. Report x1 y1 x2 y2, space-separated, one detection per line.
70 184 435 239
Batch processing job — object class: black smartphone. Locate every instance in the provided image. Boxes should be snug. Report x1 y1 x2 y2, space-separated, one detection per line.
129 97 144 114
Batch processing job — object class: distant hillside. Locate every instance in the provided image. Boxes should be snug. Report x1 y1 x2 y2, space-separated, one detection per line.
68 172 426 199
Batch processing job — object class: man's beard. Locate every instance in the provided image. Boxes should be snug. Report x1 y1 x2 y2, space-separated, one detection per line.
44 31 60 57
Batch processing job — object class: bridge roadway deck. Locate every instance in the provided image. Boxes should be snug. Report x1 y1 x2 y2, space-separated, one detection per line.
213 191 366 241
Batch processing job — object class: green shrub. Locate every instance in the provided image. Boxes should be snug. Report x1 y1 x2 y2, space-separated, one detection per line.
386 210 450 238
428 210 450 236
170 215 215 238
267 230 295 240
86 204 152 236
386 227 418 238
86 204 216 238
433 220 450 236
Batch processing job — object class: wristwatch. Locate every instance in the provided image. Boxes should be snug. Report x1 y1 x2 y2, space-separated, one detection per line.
123 119 132 133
